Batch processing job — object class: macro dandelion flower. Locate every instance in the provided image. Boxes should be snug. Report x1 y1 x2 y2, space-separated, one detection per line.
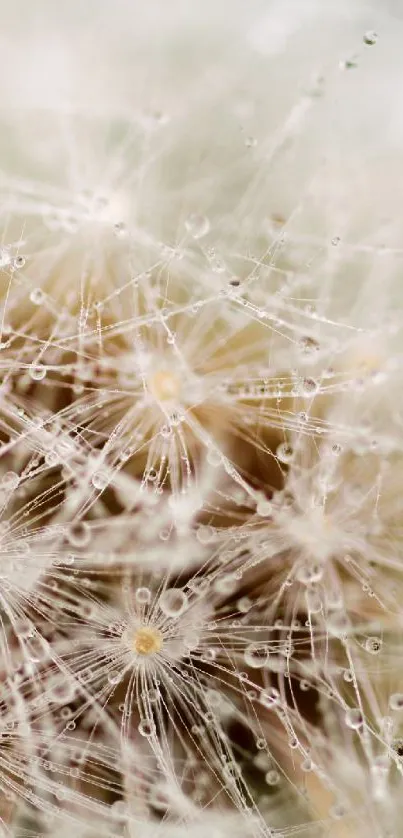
0 0 402 836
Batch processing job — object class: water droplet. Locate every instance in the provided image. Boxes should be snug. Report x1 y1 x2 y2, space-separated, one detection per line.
138 718 156 737
29 364 46 381
184 213 210 240
29 288 45 305
14 255 26 269
1 471 19 491
331 236 341 246
345 708 364 730
91 471 109 491
207 449 222 467
147 688 160 704
67 522 91 548
196 524 215 544
301 377 319 395
296 562 323 585
365 636 382 655
213 573 238 596
298 336 320 356
257 500 273 517
260 687 280 708
160 424 172 438
244 643 269 669
159 588 188 618
389 693 403 711
301 758 313 772
113 221 127 238
276 442 294 464
305 589 322 615
237 596 252 613
135 587 151 605
50 681 77 704
363 30 378 46
265 769 280 785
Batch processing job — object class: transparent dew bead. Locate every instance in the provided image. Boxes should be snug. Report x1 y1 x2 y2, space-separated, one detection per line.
213 573 238 596
256 500 272 517
276 442 294 464
147 688 160 704
67 521 91 548
135 587 151 605
244 643 269 669
14 255 26 268
237 596 252 613
29 287 45 305
1 471 19 491
196 524 215 544
260 687 280 708
345 708 364 730
305 588 323 615
389 693 403 711
363 30 378 45
91 471 109 491
301 758 313 772
365 636 382 655
138 718 156 737
207 448 222 468
301 377 319 395
298 336 320 356
50 681 77 704
184 213 210 239
113 221 127 238
159 588 188 618
29 364 47 381
296 562 323 585
265 769 280 786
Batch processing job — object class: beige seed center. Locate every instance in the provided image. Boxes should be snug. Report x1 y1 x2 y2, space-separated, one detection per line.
133 626 163 656
149 369 181 402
